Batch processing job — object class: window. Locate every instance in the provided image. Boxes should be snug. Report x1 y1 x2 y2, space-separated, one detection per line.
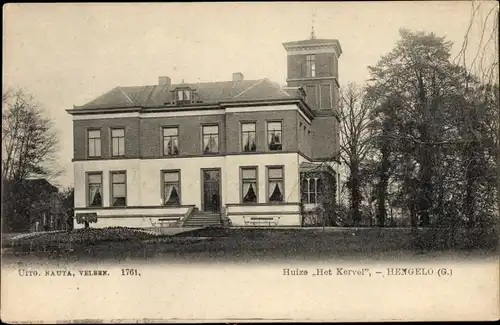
241 167 258 203
163 127 179 156
302 177 321 204
241 123 256 152
163 171 180 206
267 167 284 203
176 89 191 104
111 172 126 206
202 125 219 154
87 173 103 207
88 130 101 157
267 121 282 151
111 128 125 156
306 54 316 77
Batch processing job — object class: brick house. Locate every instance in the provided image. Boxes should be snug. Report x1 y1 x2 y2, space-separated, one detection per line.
3 178 68 232
67 36 342 229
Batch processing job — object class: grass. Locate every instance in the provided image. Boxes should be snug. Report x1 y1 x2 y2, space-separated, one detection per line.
2 226 497 264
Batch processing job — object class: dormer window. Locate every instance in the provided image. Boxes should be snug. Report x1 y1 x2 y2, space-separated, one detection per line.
176 89 192 104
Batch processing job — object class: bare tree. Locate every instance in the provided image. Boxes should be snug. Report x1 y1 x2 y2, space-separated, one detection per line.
2 88 59 182
339 83 374 226
455 2 499 222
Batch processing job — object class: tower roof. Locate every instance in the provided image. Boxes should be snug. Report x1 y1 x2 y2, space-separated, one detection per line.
283 38 342 57
282 38 342 56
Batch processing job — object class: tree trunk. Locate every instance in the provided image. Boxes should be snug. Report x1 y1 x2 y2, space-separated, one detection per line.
350 161 362 226
417 142 433 226
464 141 479 228
416 72 433 227
376 136 390 227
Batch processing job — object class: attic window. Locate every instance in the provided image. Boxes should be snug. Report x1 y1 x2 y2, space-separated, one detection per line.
176 89 192 104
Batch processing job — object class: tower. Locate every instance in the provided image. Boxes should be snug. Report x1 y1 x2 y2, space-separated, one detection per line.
283 32 343 204
282 35 342 112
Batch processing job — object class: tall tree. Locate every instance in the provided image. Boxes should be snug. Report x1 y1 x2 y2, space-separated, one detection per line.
454 3 499 230
365 27 497 242
2 88 59 182
366 29 466 226
2 88 60 231
339 83 374 226
370 99 398 227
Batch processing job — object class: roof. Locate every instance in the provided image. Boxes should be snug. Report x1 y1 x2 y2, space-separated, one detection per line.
75 78 300 110
3 178 58 194
300 162 336 174
283 38 340 46
282 38 343 56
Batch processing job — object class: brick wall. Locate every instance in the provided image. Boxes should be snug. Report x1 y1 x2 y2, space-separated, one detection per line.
296 112 313 158
315 53 333 77
73 109 303 160
139 114 226 158
311 115 339 160
287 55 305 80
73 117 140 160
287 80 337 111
287 53 336 80
225 110 298 153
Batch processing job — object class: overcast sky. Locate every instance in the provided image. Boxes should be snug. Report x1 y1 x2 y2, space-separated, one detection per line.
3 2 498 187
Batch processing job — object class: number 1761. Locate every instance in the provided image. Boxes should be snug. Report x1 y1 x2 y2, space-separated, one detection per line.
121 269 140 276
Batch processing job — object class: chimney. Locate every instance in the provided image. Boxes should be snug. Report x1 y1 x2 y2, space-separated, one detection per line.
158 76 171 87
232 72 244 81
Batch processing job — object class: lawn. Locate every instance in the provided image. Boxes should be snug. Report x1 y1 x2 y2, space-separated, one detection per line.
2 227 497 264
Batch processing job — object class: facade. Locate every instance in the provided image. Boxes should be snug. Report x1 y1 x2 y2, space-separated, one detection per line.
68 36 342 229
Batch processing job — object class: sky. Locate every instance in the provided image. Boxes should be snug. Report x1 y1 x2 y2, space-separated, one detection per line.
3 1 498 188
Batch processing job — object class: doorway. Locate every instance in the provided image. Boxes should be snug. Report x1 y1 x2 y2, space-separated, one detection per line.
201 169 221 213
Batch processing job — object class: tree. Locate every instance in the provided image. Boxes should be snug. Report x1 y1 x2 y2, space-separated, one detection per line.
2 88 59 181
367 29 470 226
454 3 499 234
365 28 497 250
2 88 60 231
339 83 374 226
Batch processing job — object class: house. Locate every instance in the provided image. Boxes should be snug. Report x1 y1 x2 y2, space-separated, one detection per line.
2 178 68 232
67 34 342 229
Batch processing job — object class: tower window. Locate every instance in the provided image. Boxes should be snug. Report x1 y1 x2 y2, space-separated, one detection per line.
306 54 316 77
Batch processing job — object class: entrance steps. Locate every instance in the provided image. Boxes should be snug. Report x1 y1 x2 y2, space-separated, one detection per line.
182 209 222 227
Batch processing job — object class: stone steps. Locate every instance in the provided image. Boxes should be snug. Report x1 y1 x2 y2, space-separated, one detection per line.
182 212 222 227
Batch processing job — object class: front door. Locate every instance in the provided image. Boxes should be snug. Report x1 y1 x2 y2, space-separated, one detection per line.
202 169 221 213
